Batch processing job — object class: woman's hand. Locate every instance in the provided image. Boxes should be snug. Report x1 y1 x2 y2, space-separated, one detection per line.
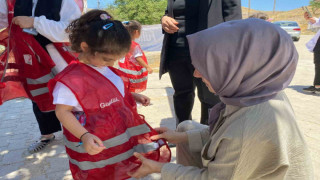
161 16 179 34
304 12 316 24
132 93 151 106
12 16 34 28
151 127 188 144
127 152 165 178
81 133 106 155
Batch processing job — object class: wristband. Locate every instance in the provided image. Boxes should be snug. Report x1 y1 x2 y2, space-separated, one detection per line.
80 132 90 141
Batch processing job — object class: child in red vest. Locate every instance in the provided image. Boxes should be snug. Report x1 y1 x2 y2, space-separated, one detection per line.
118 20 152 93
48 10 170 180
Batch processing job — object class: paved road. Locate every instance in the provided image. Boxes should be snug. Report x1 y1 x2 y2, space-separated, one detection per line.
0 35 319 180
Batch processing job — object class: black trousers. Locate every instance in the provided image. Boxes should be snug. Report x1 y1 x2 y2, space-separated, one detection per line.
32 102 61 135
314 63 320 86
167 48 220 125
313 37 320 86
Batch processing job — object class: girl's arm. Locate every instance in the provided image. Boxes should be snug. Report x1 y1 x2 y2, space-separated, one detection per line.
55 104 87 138
136 57 153 74
55 104 106 155
131 93 150 106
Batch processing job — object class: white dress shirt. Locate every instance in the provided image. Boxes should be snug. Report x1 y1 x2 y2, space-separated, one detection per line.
0 0 81 73
306 18 320 52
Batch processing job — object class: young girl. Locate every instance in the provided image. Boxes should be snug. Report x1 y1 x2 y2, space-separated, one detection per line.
118 20 152 93
48 10 170 180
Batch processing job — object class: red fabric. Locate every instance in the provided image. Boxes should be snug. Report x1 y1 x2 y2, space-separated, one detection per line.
118 41 148 93
48 61 171 180
53 43 79 64
0 0 79 111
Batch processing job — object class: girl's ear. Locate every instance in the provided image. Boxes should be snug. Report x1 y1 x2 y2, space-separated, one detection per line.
80 42 89 53
134 30 141 38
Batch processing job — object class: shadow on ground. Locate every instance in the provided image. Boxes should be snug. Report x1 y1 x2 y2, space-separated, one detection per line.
288 85 320 96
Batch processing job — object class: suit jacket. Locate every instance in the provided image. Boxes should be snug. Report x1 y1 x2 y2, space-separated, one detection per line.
159 0 242 78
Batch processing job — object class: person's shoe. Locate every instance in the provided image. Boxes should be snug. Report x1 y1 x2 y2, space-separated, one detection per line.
315 87 320 94
28 135 55 154
303 86 317 93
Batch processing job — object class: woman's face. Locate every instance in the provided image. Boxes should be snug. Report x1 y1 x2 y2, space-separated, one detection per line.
193 69 216 93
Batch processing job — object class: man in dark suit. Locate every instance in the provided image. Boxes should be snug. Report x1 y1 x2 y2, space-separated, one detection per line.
159 0 242 125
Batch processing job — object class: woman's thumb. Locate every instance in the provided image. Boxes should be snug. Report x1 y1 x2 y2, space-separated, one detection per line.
134 152 145 161
151 134 163 141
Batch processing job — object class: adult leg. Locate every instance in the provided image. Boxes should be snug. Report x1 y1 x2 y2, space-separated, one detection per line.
314 63 320 86
194 78 221 125
167 55 195 125
29 102 61 153
314 63 320 94
176 120 208 168
304 39 320 93
32 102 61 135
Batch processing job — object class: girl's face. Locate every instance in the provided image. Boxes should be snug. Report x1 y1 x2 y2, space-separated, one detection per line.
193 69 216 93
89 52 124 67
80 42 124 67
133 30 141 40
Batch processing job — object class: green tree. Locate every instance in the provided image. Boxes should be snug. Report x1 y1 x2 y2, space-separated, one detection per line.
310 0 320 15
109 0 167 25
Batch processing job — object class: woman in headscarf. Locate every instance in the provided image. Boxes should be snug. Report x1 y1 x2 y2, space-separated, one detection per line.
127 19 314 179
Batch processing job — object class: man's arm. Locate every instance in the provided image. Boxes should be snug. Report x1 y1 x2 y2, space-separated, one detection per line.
33 0 81 42
222 0 242 22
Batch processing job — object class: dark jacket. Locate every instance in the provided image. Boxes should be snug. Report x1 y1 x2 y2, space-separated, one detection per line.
159 0 242 78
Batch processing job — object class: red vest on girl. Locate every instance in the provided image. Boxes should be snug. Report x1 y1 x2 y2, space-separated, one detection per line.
48 61 171 180
0 0 80 111
118 41 148 93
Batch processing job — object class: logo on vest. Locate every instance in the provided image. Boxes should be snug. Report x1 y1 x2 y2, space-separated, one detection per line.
23 54 32 65
100 98 119 108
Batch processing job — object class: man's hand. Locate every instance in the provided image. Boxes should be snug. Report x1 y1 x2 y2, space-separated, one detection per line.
127 152 165 178
82 133 106 155
161 16 179 34
151 127 188 144
12 16 34 28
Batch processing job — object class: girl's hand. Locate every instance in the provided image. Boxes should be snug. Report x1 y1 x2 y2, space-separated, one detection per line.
81 133 106 155
132 93 151 106
147 67 153 74
161 16 179 34
127 152 164 178
12 16 34 28
151 127 188 144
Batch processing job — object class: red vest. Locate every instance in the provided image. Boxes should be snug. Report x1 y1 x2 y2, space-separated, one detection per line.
0 0 80 111
48 61 171 180
118 41 148 93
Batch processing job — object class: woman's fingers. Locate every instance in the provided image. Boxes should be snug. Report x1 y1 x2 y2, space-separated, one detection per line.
12 17 18 25
127 170 142 179
134 152 145 162
167 18 179 30
127 153 148 178
163 26 175 34
150 134 164 141
154 127 169 133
